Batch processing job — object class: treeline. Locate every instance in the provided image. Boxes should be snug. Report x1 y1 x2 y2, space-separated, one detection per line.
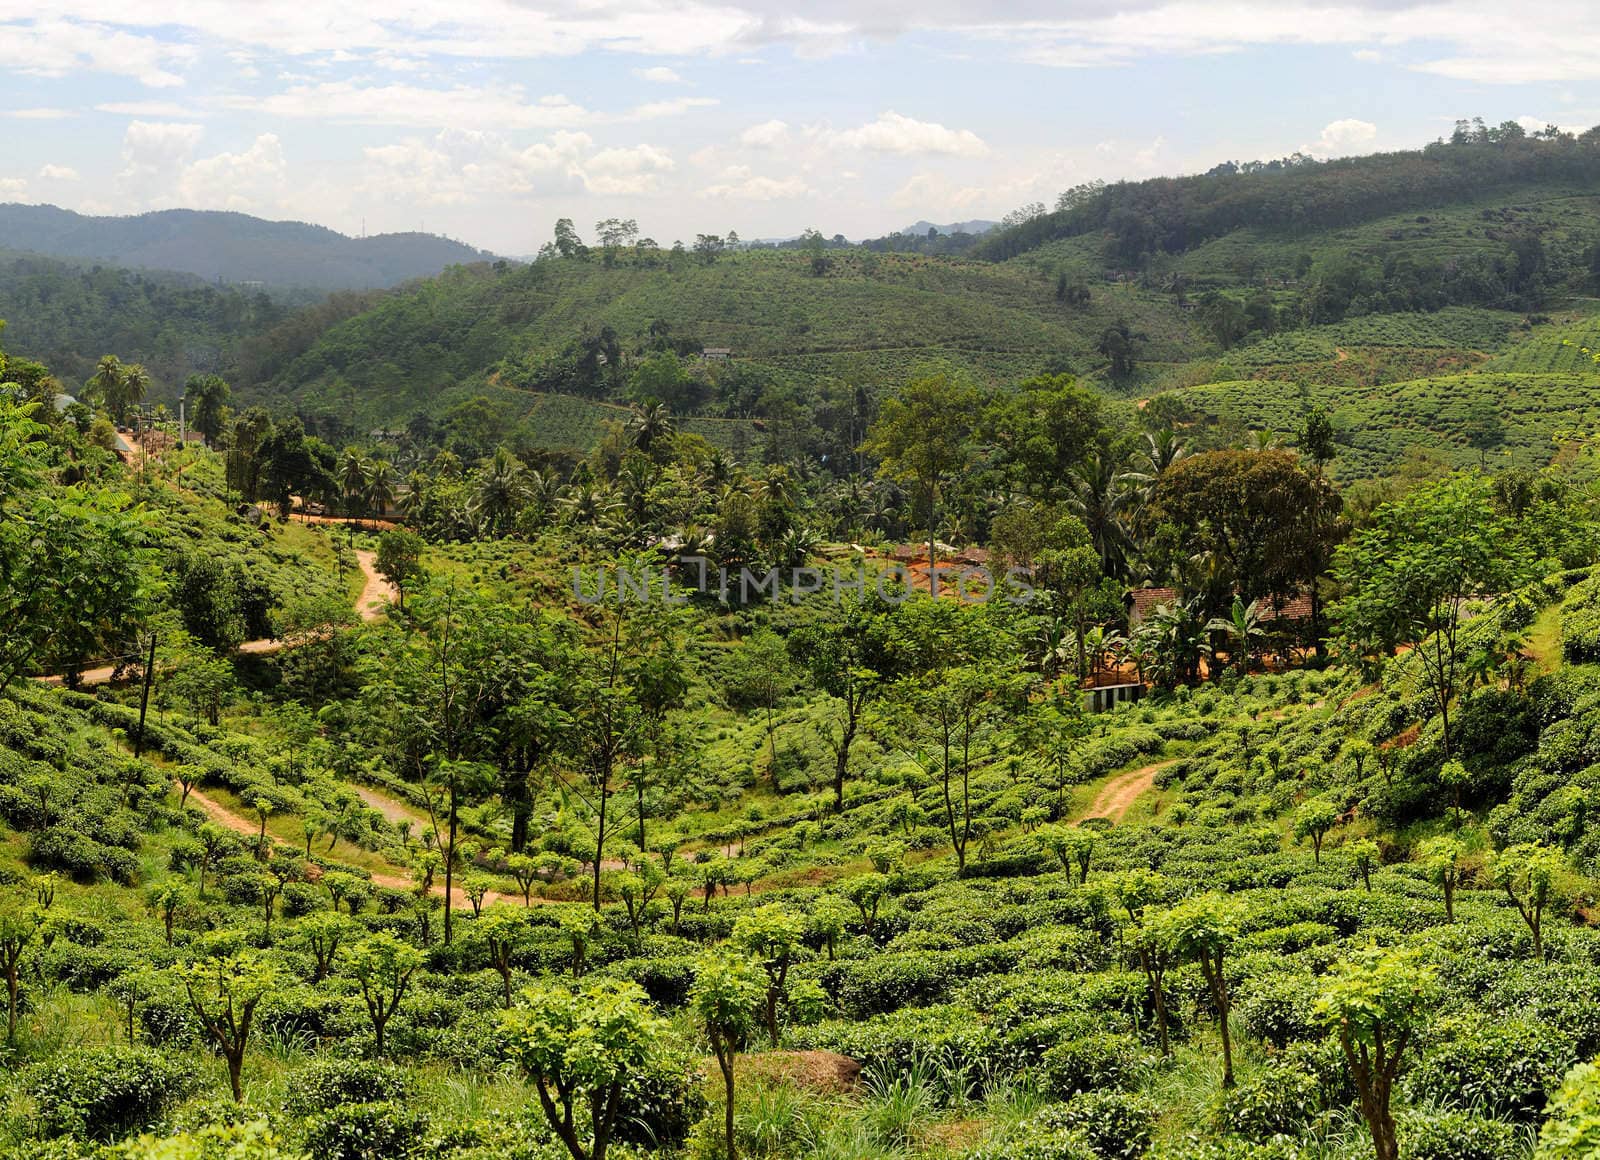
0 254 300 396
978 125 1600 265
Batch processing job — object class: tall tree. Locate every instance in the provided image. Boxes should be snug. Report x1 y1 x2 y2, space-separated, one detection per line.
862 374 980 595
1151 449 1337 614
1335 473 1535 754
789 597 905 811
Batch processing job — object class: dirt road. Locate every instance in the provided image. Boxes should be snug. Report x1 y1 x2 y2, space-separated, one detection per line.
40 552 395 687
182 778 517 907
1079 761 1174 825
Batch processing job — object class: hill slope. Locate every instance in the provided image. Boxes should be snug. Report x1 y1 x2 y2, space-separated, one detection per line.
0 250 308 393
0 204 496 290
240 249 1198 432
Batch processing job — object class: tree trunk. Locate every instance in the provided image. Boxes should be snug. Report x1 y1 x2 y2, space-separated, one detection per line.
720 1048 737 1160
226 1047 244 1102
444 797 458 944
833 713 857 813
592 775 608 912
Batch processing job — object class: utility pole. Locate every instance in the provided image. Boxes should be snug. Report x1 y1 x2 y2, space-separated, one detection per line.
135 633 157 759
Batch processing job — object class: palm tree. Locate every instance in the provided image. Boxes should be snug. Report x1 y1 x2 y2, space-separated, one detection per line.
1067 451 1137 579
705 449 736 488
1206 597 1266 675
339 448 370 523
558 483 620 529
628 402 674 453
519 469 563 532
1131 428 1189 488
86 355 125 420
616 459 657 527
473 447 526 536
399 471 430 522
121 364 151 428
364 460 396 524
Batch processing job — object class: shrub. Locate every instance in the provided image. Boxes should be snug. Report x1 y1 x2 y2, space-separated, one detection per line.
1217 1065 1323 1141
967 1120 1098 1160
1399 1109 1521 1160
792 1005 1000 1077
296 1103 428 1160
1234 972 1321 1048
1405 1016 1575 1120
284 1058 411 1115
28 1046 194 1140
1039 1031 1146 1097
29 828 139 883
1049 1091 1158 1159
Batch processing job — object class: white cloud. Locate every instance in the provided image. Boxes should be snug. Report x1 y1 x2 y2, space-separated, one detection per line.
172 134 288 210
0 17 190 86
96 101 209 118
582 144 675 195
633 66 683 83
703 168 809 199
15 2 1600 90
357 129 671 203
233 82 593 131
827 111 987 157
739 119 791 148
0 177 28 199
117 120 205 202
4 107 74 120
1311 117 1378 156
630 96 718 119
38 164 79 181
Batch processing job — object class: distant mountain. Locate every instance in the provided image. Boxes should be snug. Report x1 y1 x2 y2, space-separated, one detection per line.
899 219 997 237
0 205 498 291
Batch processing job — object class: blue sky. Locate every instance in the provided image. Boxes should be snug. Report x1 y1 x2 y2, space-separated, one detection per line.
2 2 1598 255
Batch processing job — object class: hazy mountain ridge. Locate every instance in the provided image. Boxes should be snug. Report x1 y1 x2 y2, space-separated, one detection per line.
0 204 497 291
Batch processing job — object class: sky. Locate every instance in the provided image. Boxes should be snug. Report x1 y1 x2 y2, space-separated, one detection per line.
4 2 1600 256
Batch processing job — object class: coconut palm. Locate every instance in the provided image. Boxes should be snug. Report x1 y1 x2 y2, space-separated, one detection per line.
616 459 657 526
399 471 430 521
120 364 151 426
473 447 527 536
364 460 397 524
1067 450 1138 579
520 469 564 531
558 482 620 528
86 355 125 420
628 401 674 452
339 449 370 522
704 448 736 488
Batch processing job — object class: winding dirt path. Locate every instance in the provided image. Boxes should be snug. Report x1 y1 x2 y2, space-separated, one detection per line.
181 778 519 907
352 550 394 622
1079 761 1174 825
40 552 395 687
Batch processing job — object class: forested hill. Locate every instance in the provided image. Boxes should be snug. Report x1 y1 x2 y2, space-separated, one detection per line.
0 205 495 290
977 122 1600 265
232 126 1600 469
